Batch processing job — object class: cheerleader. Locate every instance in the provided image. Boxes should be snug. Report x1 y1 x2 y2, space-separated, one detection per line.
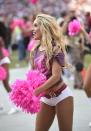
0 36 19 114
32 14 73 131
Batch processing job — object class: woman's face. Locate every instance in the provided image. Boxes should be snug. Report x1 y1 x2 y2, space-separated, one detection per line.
33 19 42 40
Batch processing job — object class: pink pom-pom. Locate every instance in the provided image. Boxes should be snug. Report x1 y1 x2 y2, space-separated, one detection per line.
26 70 46 89
10 79 41 113
27 39 36 51
68 19 81 36
28 0 38 4
0 66 7 80
10 70 46 114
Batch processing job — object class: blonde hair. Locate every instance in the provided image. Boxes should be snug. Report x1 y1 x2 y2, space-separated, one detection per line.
35 13 67 67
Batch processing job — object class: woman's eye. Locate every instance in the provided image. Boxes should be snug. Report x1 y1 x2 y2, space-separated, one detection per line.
34 24 38 27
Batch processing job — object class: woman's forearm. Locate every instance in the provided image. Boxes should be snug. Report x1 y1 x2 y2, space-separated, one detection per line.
39 74 61 92
81 28 91 43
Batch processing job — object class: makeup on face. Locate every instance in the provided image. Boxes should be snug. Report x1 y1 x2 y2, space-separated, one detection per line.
33 19 42 40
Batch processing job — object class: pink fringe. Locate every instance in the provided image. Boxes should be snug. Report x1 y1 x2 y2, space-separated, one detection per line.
10 70 46 114
27 39 36 52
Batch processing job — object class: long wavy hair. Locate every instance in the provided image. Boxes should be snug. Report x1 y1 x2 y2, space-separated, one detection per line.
35 14 67 68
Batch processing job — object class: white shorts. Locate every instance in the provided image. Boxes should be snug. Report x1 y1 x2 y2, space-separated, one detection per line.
40 87 73 106
0 57 10 65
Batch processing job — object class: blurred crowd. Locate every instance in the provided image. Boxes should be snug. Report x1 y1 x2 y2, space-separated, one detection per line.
0 0 91 90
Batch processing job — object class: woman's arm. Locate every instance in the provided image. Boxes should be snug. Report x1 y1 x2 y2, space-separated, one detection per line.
81 26 91 43
30 51 35 69
34 59 62 96
0 37 5 59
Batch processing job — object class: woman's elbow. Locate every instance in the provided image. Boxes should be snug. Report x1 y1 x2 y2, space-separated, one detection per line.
53 74 61 82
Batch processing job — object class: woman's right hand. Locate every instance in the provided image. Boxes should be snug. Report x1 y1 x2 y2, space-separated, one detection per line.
44 82 64 95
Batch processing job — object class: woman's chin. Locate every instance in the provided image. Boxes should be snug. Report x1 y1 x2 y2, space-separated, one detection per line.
34 38 37 40
33 37 40 40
